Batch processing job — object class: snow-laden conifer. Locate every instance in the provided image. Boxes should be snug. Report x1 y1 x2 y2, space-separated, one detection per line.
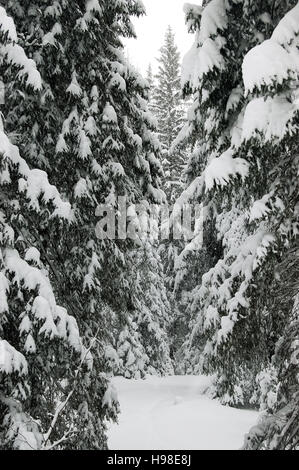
2 0 172 385
179 0 299 407
0 8 116 450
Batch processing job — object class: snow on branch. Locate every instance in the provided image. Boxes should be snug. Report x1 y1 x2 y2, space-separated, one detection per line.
197 230 276 345
2 247 83 361
205 149 249 191
272 3 299 47
103 102 118 123
243 3 299 95
182 0 229 90
1 44 42 90
0 6 42 90
183 3 203 32
242 96 297 143
197 0 227 44
0 125 73 220
0 340 28 375
182 36 225 90
0 6 17 42
242 39 298 94
176 175 204 206
42 22 62 47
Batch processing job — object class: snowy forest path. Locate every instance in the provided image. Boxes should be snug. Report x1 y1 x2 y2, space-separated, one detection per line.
108 376 259 450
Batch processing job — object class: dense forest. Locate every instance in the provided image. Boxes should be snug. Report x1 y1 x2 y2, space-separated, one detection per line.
0 0 298 451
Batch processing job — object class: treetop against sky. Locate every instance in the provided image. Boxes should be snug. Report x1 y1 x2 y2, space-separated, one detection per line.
124 0 196 74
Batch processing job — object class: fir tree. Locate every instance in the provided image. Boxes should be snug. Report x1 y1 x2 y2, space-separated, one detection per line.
2 0 172 387
149 27 191 365
179 0 298 408
0 7 117 450
152 25 187 203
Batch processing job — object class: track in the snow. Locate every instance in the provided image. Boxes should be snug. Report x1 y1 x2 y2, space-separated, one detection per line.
108 375 259 450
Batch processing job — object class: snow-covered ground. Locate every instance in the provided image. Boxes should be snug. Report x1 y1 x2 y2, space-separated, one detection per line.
108 375 259 450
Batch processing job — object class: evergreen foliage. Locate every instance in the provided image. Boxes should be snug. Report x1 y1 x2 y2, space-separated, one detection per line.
152 25 187 203
0 7 117 450
180 0 299 411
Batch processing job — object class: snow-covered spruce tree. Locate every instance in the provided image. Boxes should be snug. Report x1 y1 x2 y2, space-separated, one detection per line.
179 0 299 406
149 27 190 366
152 26 187 203
172 0 233 372
2 0 172 379
0 8 115 450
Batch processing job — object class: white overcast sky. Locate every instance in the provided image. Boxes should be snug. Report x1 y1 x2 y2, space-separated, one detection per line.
124 0 195 76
